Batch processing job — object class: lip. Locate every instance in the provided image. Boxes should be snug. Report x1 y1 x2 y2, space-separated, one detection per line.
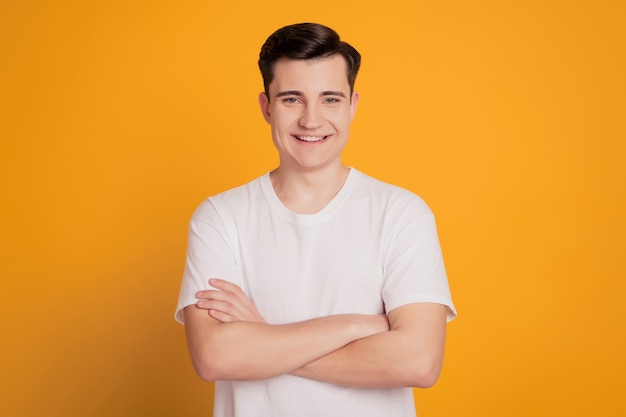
293 134 330 143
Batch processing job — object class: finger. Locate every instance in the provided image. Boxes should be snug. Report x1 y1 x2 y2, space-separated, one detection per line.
207 279 253 308
197 296 262 323
208 309 238 323
196 299 240 317
196 289 232 301
203 279 266 323
196 290 248 310
209 278 244 294
212 280 254 307
196 291 248 320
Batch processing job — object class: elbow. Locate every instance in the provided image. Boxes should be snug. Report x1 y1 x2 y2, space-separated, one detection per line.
190 347 227 382
191 357 218 382
405 356 443 388
411 366 441 388
194 361 219 382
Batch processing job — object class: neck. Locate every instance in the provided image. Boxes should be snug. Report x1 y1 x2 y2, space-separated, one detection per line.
270 164 350 214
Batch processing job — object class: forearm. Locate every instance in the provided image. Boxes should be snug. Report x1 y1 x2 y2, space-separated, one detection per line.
292 303 448 388
184 305 388 381
291 329 440 388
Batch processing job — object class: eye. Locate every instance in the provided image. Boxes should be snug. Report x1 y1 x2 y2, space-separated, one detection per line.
324 97 341 104
282 97 300 104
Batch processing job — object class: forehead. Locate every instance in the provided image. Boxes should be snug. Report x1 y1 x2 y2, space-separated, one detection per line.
270 55 350 94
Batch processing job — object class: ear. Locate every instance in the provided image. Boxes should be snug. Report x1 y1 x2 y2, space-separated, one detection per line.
258 92 271 123
349 91 359 121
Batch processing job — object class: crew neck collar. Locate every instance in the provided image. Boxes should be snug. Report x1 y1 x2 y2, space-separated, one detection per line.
260 167 360 225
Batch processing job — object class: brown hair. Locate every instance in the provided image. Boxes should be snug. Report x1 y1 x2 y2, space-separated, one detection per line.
258 23 361 99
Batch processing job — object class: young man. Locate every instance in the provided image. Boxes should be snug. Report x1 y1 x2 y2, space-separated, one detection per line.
175 23 456 417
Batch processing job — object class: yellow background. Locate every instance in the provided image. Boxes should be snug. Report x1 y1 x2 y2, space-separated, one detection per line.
1 0 624 416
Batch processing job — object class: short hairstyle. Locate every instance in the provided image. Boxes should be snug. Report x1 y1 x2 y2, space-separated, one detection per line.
258 23 361 99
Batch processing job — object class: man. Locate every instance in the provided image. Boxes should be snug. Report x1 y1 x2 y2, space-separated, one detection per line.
175 22 456 417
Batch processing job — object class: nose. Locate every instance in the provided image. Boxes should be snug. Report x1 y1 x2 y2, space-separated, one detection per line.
299 104 322 129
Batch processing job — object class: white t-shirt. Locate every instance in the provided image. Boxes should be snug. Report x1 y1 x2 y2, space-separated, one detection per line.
176 168 456 417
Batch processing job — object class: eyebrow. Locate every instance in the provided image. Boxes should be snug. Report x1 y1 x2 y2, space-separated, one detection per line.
275 90 347 98
276 90 302 98
321 91 347 98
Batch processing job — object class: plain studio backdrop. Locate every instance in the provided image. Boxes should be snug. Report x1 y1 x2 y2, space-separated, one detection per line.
1 1 624 416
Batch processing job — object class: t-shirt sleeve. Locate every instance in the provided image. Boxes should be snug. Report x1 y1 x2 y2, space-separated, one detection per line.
174 200 240 324
381 198 457 322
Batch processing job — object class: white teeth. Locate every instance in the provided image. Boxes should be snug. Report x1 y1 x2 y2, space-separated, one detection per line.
296 135 326 142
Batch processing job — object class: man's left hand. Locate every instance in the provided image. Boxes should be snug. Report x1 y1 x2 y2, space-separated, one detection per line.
195 278 266 324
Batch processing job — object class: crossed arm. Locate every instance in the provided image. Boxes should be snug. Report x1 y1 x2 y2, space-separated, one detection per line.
183 278 447 388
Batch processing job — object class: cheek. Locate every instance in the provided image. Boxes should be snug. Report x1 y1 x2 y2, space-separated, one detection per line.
270 110 296 128
270 118 293 143
328 111 353 130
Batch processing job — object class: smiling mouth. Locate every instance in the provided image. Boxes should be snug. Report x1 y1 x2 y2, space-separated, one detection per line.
294 135 328 142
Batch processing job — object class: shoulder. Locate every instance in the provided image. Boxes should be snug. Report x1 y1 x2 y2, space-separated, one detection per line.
351 169 433 218
191 174 267 223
